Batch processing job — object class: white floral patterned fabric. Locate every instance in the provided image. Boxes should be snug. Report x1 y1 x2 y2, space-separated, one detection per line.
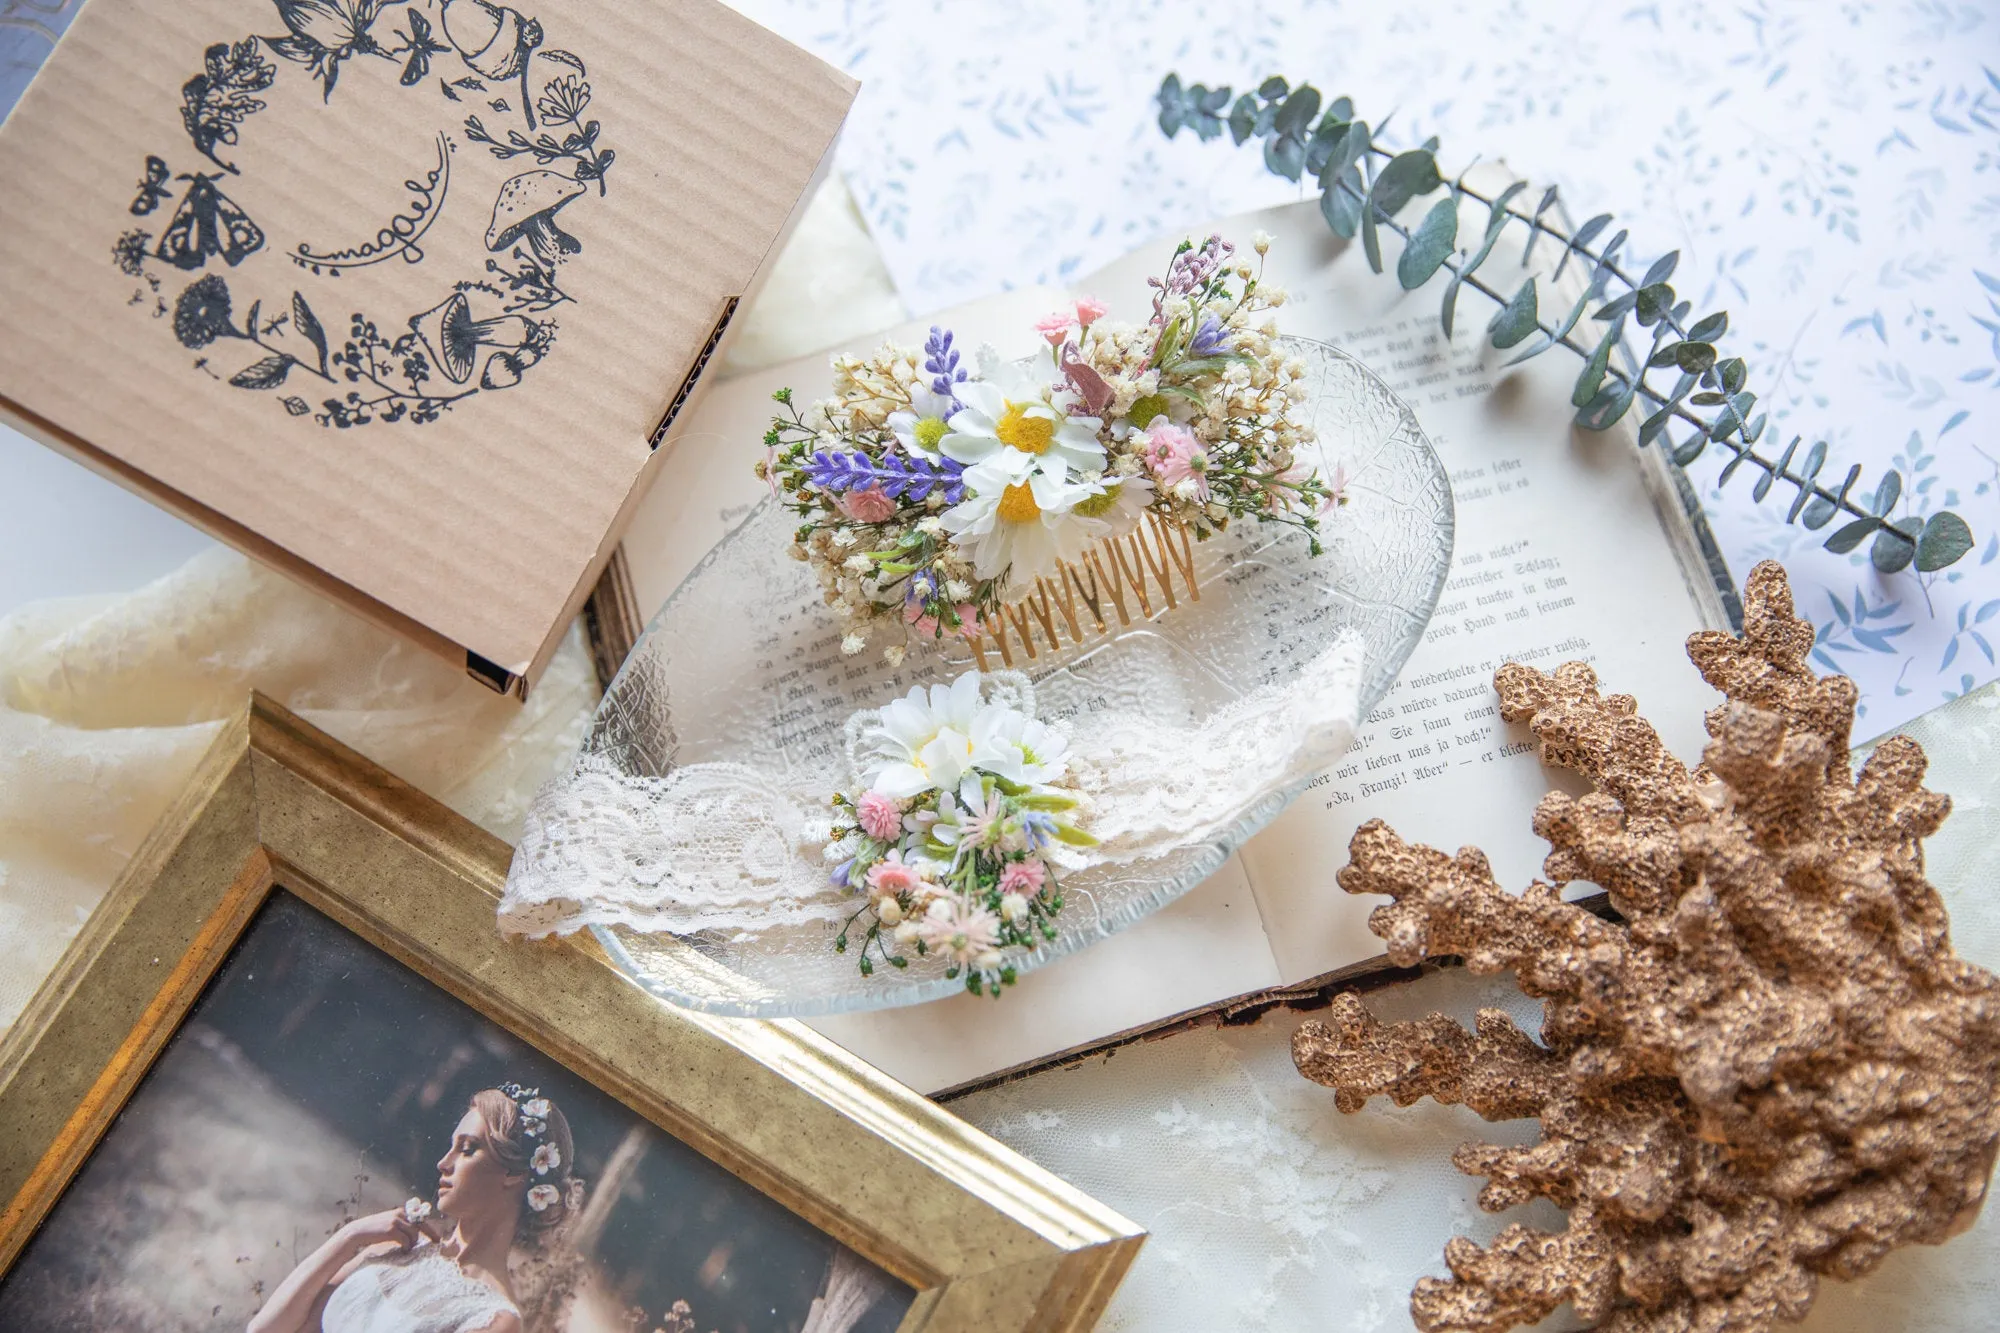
720 0 2000 739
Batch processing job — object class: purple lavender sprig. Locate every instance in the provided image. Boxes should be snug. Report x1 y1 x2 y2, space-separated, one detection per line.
923 325 969 407
1187 314 1231 357
806 450 967 503
1149 234 1236 323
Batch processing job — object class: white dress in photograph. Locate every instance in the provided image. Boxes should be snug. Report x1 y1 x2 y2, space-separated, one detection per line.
320 1243 518 1333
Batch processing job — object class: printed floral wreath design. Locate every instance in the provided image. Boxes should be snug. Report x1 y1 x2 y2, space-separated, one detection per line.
110 0 615 428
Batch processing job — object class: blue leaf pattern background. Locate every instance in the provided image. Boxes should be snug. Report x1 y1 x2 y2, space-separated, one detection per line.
4 0 1996 738
713 0 2000 741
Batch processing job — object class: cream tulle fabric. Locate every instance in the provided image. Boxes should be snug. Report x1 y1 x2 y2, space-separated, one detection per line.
0 546 597 1031
321 1246 518 1333
496 632 1362 944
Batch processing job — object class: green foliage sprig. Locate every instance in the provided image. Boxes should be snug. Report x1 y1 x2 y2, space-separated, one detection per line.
1156 74 1975 574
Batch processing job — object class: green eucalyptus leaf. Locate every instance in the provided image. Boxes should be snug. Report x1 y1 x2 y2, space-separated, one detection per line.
1265 133 1306 181
1369 149 1443 215
1640 405 1676 446
1675 341 1717 373
1229 93 1257 145
1752 466 1776 502
1642 251 1680 287
1521 186 1561 268
1691 391 1727 406
1870 516 1923 573
1673 433 1710 468
1326 95 1353 122
1802 439 1828 481
1316 119 1371 189
1799 495 1838 529
1274 84 1320 138
1398 197 1459 289
1258 75 1289 101
1595 290 1639 322
1554 212 1611 280
1440 274 1464 338
1648 341 1685 369
1576 381 1636 431
1320 170 1363 238
1824 516 1880 554
1635 282 1674 326
1687 311 1728 343
1572 318 1622 406
1487 278 1539 348
1718 358 1747 394
1917 511 1975 570
1871 468 1902 515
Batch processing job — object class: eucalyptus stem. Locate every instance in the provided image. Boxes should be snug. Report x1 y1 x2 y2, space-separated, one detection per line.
1156 74 1974 576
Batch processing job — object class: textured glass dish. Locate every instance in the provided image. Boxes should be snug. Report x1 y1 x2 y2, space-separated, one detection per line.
587 336 1452 1016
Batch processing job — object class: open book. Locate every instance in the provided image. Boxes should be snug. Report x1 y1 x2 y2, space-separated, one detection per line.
594 183 1736 1096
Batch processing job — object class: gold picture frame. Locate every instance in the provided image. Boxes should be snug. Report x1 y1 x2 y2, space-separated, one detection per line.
0 695 1142 1329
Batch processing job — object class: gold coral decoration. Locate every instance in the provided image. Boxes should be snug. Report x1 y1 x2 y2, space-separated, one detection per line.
1292 560 2000 1333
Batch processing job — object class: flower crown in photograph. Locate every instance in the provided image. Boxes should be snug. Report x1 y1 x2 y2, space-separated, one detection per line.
498 1081 574 1213
755 233 1347 669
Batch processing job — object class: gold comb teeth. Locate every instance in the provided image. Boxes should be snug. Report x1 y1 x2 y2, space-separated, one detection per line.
966 512 1200 670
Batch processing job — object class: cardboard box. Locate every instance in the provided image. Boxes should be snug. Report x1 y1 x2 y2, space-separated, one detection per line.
0 0 854 696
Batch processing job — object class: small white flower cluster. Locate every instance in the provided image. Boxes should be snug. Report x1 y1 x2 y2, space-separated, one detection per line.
499 1082 573 1215
758 235 1344 665
823 673 1090 998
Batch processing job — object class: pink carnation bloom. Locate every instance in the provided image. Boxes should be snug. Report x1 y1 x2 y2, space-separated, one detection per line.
1141 420 1208 498
857 791 904 842
838 486 897 523
867 853 926 897
998 858 1046 896
1034 311 1074 346
1074 295 1108 326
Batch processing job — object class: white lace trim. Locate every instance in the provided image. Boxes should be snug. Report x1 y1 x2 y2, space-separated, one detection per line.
499 630 1364 941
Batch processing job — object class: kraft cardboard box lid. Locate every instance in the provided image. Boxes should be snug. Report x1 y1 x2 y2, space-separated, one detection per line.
0 0 854 696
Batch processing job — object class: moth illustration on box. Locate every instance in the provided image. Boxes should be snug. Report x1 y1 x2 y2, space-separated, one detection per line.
108 0 615 428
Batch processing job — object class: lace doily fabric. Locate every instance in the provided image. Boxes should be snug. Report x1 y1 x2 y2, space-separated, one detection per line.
497 630 1365 961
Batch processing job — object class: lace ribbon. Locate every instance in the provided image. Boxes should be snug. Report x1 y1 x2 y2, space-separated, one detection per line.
498 629 1364 940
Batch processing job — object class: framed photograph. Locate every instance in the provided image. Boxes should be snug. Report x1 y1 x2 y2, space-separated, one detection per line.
0 697 1141 1331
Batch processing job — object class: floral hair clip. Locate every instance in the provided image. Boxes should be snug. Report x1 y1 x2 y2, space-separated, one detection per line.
827 671 1091 996
756 232 1346 670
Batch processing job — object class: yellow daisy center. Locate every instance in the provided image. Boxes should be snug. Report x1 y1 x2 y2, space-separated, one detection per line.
995 402 1055 454
1072 483 1120 518
913 416 949 452
996 483 1042 523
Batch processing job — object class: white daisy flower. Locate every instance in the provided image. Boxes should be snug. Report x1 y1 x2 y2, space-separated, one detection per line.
1069 474 1155 539
977 710 1070 788
940 356 1104 486
885 382 958 460
866 674 994 800
526 1183 562 1212
938 462 1098 590
531 1143 561 1175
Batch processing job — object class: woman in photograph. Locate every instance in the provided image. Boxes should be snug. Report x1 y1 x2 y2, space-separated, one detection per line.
248 1083 582 1333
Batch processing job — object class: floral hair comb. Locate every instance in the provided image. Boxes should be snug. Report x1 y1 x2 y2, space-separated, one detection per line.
500 232 1456 1018
757 233 1347 668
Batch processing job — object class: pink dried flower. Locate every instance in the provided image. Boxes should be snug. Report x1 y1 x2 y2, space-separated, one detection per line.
920 895 1002 965
998 858 1046 896
857 791 903 842
1074 295 1108 326
867 852 926 897
1034 311 1074 346
1141 420 1208 499
1320 462 1350 514
837 486 897 523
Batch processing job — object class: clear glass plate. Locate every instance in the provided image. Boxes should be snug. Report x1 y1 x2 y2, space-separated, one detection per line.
585 336 1453 1016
